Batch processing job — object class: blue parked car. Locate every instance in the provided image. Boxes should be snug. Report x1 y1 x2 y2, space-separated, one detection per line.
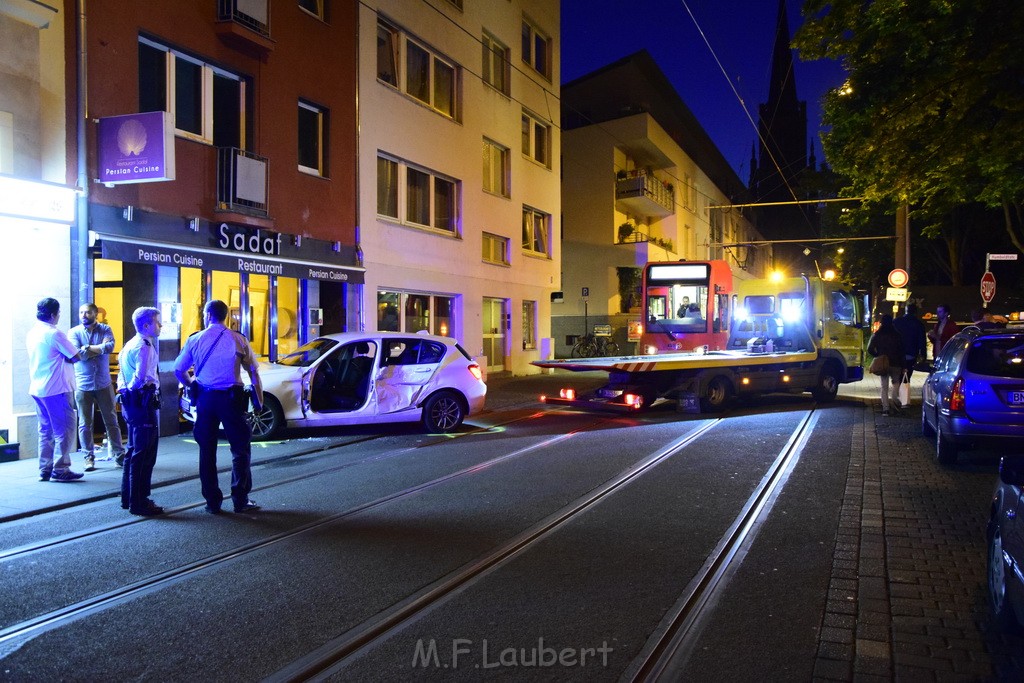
921 326 1024 465
988 456 1024 631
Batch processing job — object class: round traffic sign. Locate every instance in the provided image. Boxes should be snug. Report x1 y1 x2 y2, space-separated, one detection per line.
981 271 997 303
888 268 909 288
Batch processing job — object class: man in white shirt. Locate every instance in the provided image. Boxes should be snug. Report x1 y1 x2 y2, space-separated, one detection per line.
27 298 85 482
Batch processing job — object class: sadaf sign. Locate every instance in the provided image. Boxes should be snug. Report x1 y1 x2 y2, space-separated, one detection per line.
96 111 176 184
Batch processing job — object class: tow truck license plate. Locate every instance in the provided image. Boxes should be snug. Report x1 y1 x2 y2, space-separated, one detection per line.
1009 391 1024 406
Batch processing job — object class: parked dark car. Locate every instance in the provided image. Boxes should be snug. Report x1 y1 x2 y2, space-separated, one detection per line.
920 326 1024 464
987 456 1024 631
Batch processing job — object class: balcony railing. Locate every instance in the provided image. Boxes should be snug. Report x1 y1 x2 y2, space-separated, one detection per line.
615 173 674 218
217 0 271 38
217 147 269 217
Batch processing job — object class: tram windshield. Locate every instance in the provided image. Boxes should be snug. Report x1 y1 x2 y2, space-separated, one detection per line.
644 263 711 334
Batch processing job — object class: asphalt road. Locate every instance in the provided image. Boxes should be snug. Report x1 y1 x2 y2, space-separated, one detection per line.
0 375 1020 681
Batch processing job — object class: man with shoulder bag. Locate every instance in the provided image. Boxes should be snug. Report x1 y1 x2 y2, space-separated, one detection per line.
174 300 264 515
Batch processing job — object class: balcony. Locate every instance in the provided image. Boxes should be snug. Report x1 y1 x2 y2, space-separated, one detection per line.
216 0 275 54
615 173 674 218
217 147 269 218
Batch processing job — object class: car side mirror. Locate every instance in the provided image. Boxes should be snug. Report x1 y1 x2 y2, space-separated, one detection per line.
999 456 1024 487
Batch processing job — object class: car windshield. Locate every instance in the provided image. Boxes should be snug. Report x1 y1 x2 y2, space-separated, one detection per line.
276 338 339 367
965 336 1024 378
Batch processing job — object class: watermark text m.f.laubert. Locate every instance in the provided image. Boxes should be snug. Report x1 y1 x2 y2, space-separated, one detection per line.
412 638 613 670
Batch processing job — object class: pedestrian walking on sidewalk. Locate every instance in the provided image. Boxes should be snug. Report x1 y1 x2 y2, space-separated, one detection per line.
893 302 927 383
174 300 264 515
27 298 85 482
69 302 126 470
117 307 164 516
868 314 906 416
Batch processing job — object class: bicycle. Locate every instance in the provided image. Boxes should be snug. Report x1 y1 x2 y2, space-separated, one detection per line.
571 333 620 358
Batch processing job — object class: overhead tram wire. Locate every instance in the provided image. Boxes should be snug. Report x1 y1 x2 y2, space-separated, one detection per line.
390 0 801 239
678 0 820 237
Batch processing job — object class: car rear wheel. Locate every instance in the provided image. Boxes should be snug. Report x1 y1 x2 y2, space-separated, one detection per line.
935 418 958 465
422 391 465 433
250 394 284 441
989 524 1021 632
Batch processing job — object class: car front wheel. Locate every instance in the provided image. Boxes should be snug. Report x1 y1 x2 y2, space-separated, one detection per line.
422 391 465 433
250 394 285 441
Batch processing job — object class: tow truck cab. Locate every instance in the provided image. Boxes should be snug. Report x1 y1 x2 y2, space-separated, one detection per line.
730 275 868 377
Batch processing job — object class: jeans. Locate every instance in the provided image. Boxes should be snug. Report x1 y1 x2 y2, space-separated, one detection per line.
33 392 77 476
76 384 125 456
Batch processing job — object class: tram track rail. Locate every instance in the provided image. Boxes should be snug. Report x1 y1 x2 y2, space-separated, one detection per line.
0 410 550 563
1 403 823 680
264 409 819 682
0 410 626 654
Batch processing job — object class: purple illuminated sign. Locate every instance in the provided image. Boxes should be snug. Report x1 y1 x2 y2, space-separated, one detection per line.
97 111 176 184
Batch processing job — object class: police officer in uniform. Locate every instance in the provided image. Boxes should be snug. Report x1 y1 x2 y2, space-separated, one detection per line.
117 307 164 516
174 300 264 514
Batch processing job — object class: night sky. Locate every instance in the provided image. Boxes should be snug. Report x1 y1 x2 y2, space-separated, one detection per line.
560 0 848 182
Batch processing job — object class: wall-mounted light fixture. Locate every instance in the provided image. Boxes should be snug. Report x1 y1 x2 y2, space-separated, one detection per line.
293 234 302 247
332 241 341 253
188 218 200 232
123 206 135 222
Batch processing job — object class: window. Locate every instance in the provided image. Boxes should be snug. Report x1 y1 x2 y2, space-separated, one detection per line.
378 290 455 336
521 17 551 79
298 100 328 176
139 38 248 147
482 232 510 265
377 20 459 120
521 110 551 167
298 0 324 20
523 301 537 350
377 154 460 235
522 206 550 256
482 32 510 95
377 156 399 218
483 138 509 196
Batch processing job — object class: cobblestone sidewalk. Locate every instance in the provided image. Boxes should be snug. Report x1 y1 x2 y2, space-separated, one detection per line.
815 403 1024 680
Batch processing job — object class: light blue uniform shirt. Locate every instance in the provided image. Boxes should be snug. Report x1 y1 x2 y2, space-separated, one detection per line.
117 334 160 392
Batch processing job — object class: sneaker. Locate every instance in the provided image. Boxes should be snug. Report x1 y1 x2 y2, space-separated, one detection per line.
129 500 164 516
84 455 96 472
50 469 85 482
39 471 51 482
233 500 260 513
114 452 125 467
96 452 115 462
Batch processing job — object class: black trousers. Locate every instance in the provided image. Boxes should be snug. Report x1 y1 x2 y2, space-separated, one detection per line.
120 401 159 511
193 387 252 511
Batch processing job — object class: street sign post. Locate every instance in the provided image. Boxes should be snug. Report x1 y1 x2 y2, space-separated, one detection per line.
888 268 909 288
981 271 997 306
886 287 908 302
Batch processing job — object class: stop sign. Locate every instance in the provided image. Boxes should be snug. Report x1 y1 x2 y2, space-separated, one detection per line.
981 271 997 303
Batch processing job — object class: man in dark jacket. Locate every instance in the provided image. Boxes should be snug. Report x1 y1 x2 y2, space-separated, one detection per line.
893 302 927 381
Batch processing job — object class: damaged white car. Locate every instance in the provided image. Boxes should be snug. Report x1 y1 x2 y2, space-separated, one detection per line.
180 332 487 440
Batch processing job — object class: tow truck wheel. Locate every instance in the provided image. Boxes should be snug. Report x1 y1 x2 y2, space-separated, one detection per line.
700 376 731 412
811 365 840 401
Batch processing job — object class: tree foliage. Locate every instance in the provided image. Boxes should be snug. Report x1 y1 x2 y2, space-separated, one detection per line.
793 0 1024 279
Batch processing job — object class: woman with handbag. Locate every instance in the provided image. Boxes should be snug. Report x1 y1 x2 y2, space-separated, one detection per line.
867 314 906 416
